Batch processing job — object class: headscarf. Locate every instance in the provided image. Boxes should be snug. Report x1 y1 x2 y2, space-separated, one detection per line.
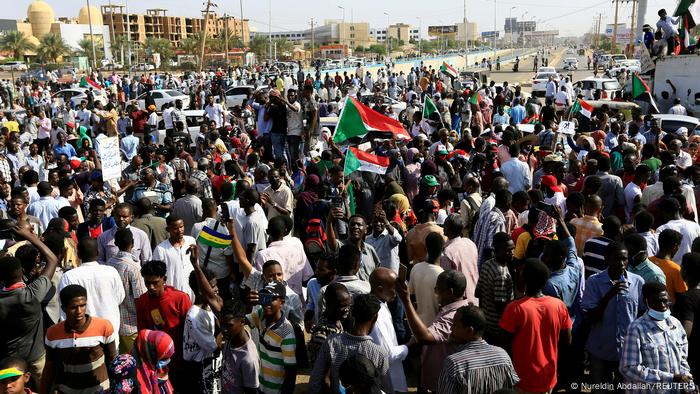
133 329 174 394
389 193 416 228
108 354 138 394
406 147 419 164
78 126 92 149
299 174 320 206
420 160 437 176
385 181 404 198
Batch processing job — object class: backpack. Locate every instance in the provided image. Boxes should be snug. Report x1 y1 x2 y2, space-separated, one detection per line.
304 218 328 255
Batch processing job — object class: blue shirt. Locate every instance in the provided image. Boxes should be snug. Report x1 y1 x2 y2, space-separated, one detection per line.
120 135 140 160
604 132 619 152
544 237 583 323
252 102 272 135
500 157 532 194
510 105 526 124
581 269 646 361
52 144 76 159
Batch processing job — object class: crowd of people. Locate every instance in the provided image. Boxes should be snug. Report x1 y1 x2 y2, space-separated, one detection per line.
1 19 700 394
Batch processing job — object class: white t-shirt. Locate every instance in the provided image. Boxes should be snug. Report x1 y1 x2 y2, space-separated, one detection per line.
163 107 174 129
408 262 444 325
286 101 303 136
183 305 218 363
624 182 642 222
153 236 198 301
205 103 225 128
657 219 700 263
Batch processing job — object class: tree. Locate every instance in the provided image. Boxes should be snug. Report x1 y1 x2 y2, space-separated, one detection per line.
274 38 293 57
0 31 36 60
36 33 70 64
367 44 386 55
249 35 269 59
76 38 104 66
355 45 366 53
144 37 174 66
110 34 128 64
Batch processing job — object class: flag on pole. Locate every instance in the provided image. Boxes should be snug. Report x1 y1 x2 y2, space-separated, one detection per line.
423 95 438 119
197 226 233 248
440 61 458 78
675 0 700 51
468 91 482 106
631 73 660 113
570 98 593 119
344 147 390 176
333 97 411 143
79 76 102 90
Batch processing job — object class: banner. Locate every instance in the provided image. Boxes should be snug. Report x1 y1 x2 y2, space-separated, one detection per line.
635 45 655 74
97 137 122 181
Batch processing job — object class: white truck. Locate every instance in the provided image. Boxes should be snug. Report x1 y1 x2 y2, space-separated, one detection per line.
652 56 700 116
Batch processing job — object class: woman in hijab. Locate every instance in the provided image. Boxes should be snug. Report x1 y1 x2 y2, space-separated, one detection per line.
108 354 138 394
404 148 422 202
389 193 416 229
133 329 175 394
294 174 324 237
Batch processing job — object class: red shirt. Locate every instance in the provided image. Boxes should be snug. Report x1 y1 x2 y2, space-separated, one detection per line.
511 226 527 243
130 110 148 134
500 296 572 392
136 286 192 361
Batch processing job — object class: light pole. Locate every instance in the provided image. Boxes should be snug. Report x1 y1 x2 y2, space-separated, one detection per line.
85 0 98 70
384 12 390 57
520 11 528 49
416 17 422 58
492 0 497 61
268 0 272 61
338 6 345 53
509 6 516 55
463 0 468 56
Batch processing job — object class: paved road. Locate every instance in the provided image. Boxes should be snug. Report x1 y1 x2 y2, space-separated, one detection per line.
490 49 598 94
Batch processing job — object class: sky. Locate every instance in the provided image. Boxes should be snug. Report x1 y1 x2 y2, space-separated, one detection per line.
7 0 677 37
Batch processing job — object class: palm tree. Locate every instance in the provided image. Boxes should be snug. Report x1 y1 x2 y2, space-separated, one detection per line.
249 35 269 59
110 34 128 64
36 33 70 64
0 31 36 60
274 38 293 58
144 37 174 67
76 38 104 66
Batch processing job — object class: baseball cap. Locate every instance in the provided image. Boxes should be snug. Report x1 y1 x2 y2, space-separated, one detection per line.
544 154 563 163
0 367 24 381
540 175 563 193
260 281 286 299
421 175 440 187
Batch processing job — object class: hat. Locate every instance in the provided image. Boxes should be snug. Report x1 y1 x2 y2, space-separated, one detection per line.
676 127 689 137
65 121 75 129
421 175 440 187
0 367 24 381
540 175 563 193
147 104 156 111
436 146 448 156
260 281 286 299
544 154 563 163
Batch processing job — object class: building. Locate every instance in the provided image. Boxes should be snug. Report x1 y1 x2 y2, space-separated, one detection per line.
252 20 372 50
0 1 112 60
456 19 478 43
370 23 419 43
516 21 537 34
100 5 250 47
504 17 517 33
522 29 559 46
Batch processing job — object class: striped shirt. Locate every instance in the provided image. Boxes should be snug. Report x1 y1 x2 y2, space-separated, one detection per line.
582 236 613 277
437 340 519 394
105 251 147 336
475 258 514 333
45 316 116 394
309 332 390 394
246 306 296 394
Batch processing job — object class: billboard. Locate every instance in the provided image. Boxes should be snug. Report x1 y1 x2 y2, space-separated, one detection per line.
481 30 500 38
428 25 458 36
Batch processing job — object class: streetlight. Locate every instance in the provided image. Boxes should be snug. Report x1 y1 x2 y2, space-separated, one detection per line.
492 0 497 61
416 17 422 58
509 6 516 55
338 5 345 55
520 11 528 48
384 11 390 57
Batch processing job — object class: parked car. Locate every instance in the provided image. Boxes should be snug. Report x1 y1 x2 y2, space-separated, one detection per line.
562 58 579 71
0 61 28 71
131 63 155 71
531 72 560 97
52 88 108 108
536 67 557 74
652 114 700 135
156 109 206 146
224 85 269 108
128 89 190 111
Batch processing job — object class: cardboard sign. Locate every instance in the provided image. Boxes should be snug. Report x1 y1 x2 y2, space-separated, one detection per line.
97 136 122 181
559 121 576 135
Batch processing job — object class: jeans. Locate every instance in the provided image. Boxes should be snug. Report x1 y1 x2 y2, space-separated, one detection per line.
287 135 304 164
451 114 461 134
270 132 288 162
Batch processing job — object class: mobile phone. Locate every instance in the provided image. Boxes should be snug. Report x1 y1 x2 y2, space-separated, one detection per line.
537 201 556 216
259 292 275 306
398 264 408 283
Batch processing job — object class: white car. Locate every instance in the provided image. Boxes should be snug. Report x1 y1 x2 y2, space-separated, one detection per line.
52 88 109 108
651 114 700 135
608 60 641 75
531 72 560 98
131 63 155 71
224 85 269 108
562 58 579 71
0 61 28 71
611 54 627 66
537 67 557 74
576 77 623 100
156 109 206 147
128 89 190 111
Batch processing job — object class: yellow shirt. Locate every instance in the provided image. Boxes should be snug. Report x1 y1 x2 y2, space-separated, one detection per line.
650 256 688 304
4 120 19 133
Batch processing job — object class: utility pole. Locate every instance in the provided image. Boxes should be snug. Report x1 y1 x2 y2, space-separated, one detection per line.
125 0 132 74
268 0 272 60
223 13 230 64
629 0 637 50
85 0 98 70
384 12 390 57
239 0 244 41
463 0 467 56
417 16 422 58
611 0 620 53
199 0 214 73
492 0 497 61
597 13 603 49
338 6 345 51
309 18 317 59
